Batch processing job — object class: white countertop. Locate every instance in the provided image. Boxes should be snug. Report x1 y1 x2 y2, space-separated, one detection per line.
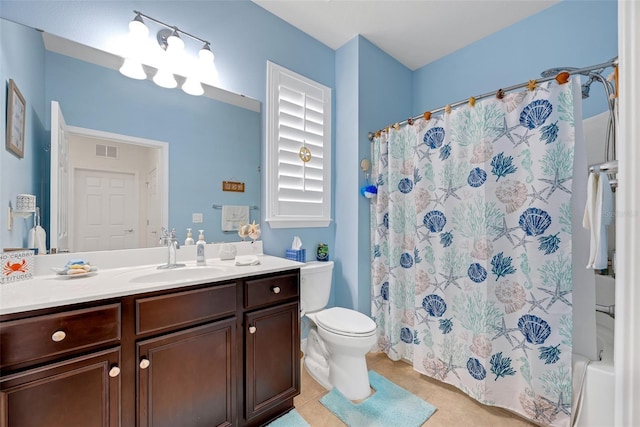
0 242 303 316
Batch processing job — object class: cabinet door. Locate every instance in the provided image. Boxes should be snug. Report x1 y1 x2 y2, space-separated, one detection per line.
244 301 300 420
0 347 121 427
137 319 236 427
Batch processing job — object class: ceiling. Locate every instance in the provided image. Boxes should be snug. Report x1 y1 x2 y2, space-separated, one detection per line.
252 0 559 70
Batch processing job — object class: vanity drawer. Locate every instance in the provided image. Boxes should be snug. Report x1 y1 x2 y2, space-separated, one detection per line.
135 282 236 335
0 303 121 370
244 272 299 310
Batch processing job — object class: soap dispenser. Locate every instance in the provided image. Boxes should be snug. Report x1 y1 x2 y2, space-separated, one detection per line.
184 228 195 246
196 230 206 265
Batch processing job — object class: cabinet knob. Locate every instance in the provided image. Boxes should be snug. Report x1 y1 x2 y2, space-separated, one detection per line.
109 366 120 377
249 326 257 334
139 359 150 369
51 330 66 342
271 286 281 294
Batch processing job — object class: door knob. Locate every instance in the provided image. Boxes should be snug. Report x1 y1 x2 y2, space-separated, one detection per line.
271 286 281 294
51 330 66 342
140 358 150 369
249 326 257 334
109 366 121 377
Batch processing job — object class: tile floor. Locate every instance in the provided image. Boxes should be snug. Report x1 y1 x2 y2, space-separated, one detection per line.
294 352 537 426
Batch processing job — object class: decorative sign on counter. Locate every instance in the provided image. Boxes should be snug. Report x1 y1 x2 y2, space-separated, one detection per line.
222 180 245 192
1 250 34 284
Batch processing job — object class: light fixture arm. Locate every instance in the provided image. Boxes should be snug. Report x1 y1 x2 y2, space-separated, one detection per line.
133 10 210 46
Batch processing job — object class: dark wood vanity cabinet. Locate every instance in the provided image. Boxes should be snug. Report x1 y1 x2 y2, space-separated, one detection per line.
0 303 122 427
244 301 300 421
242 271 300 423
137 319 236 427
0 268 300 427
0 347 121 427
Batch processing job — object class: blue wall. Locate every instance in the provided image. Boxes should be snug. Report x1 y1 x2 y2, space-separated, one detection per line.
334 36 413 314
413 0 617 120
356 37 413 315
334 37 360 311
0 19 46 250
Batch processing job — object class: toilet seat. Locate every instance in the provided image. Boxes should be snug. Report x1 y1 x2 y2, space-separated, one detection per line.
314 307 376 337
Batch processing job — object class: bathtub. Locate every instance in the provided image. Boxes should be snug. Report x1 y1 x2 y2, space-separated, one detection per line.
574 275 615 427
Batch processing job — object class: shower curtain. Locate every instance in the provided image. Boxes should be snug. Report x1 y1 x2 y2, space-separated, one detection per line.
371 79 578 427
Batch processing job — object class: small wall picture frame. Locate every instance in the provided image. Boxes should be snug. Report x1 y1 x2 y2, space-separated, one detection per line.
222 180 245 192
6 79 26 159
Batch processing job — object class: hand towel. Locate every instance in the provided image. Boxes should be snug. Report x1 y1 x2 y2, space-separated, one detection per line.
582 172 597 267
221 205 249 231
583 172 613 269
594 173 613 269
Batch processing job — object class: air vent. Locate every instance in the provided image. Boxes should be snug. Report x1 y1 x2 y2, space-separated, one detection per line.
95 144 118 159
106 146 117 158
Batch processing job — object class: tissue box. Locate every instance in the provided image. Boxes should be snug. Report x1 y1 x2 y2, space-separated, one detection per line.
285 249 306 262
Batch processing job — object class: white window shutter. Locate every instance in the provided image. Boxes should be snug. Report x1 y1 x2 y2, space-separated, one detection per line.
266 62 332 228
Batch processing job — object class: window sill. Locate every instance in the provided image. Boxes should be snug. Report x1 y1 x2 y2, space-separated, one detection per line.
266 217 332 229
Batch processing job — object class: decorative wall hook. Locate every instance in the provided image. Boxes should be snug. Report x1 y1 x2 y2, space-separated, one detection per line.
359 158 377 199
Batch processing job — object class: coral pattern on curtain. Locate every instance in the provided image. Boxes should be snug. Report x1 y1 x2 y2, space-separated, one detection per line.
371 80 577 427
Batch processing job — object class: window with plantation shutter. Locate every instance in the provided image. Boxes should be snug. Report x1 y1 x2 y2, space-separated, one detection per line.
266 62 332 228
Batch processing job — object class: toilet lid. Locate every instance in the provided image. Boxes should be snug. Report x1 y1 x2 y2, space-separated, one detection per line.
315 307 376 336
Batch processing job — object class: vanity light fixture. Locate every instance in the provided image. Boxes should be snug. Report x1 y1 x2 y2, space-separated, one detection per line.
129 12 149 39
118 12 149 79
153 68 178 89
199 43 214 63
120 10 217 96
164 28 184 55
119 58 146 80
182 75 204 96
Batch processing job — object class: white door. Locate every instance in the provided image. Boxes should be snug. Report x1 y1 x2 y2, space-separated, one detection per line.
146 167 161 247
50 101 70 252
74 169 138 252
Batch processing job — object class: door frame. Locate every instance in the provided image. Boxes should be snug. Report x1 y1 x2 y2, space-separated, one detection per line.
58 124 169 252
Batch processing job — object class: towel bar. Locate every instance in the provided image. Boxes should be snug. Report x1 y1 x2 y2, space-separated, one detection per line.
595 303 615 318
212 204 259 210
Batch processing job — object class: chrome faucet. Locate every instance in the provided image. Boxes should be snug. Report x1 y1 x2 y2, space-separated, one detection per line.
158 227 185 269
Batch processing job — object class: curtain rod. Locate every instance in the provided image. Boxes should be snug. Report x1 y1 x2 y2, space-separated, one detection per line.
368 57 618 141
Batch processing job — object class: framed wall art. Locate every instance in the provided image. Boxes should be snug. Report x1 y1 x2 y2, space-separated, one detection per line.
6 79 26 158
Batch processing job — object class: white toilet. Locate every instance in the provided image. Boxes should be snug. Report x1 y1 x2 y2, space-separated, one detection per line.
300 261 377 401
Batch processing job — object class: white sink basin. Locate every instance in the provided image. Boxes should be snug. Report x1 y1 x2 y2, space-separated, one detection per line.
129 266 228 284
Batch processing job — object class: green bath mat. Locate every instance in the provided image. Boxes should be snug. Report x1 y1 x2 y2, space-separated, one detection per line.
266 408 310 427
320 371 437 427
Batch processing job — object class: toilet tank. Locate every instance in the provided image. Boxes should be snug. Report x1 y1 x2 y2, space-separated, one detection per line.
300 261 334 314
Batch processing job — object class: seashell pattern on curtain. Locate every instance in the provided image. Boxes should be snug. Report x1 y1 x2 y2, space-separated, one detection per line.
370 79 577 427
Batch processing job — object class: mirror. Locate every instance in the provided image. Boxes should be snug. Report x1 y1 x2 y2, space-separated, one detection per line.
1 18 261 253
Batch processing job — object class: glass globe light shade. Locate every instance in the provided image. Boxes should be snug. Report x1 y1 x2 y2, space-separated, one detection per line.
153 68 177 89
182 76 204 96
129 15 149 39
119 58 146 80
166 31 184 55
199 45 214 64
